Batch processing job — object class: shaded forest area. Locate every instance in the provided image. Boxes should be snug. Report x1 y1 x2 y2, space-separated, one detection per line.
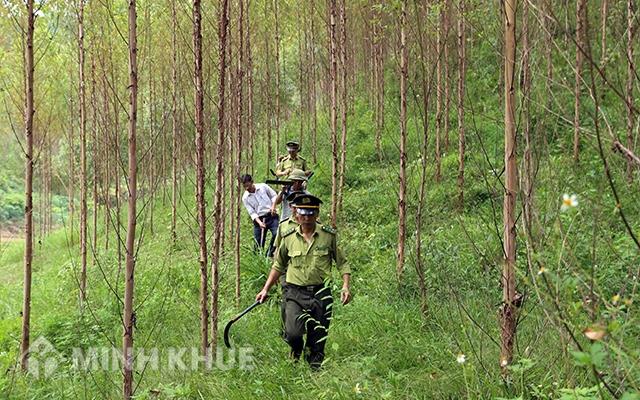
1 0 639 399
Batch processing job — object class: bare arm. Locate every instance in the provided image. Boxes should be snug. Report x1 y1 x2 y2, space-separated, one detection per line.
255 268 282 303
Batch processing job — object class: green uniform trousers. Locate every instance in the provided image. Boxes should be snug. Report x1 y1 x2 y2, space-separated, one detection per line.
282 284 332 367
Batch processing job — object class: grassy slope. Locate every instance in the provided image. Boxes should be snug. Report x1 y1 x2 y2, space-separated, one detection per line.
2 78 640 399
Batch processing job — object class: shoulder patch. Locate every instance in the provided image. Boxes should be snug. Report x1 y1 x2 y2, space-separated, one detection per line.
282 227 297 237
279 217 290 225
321 225 336 235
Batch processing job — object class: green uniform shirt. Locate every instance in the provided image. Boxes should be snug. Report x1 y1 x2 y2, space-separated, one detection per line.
276 155 308 176
274 217 297 249
273 223 350 286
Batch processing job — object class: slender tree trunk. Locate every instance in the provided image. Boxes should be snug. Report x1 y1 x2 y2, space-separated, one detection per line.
522 0 533 245
330 0 339 227
573 0 586 162
247 0 255 175
626 0 636 180
235 0 245 306
171 0 179 244
274 0 281 159
310 0 318 164
435 2 443 183
601 0 608 60
414 0 430 315
211 0 229 354
443 0 451 152
264 29 273 172
123 0 139 396
456 0 466 209
91 54 98 262
193 0 209 358
20 0 35 372
338 0 348 215
501 0 518 372
397 0 408 283
78 0 88 303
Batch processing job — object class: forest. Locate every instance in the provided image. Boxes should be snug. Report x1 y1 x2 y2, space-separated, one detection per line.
0 0 639 399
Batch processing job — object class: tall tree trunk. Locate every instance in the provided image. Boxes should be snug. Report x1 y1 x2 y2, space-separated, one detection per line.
600 0 607 60
274 0 281 160
235 0 245 306
193 0 209 358
573 0 586 162
123 0 139 396
522 0 533 251
211 0 229 354
90 54 98 263
397 0 408 283
501 0 518 372
338 0 348 215
330 0 339 227
456 0 466 209
20 0 35 372
435 1 443 183
443 0 451 152
78 0 88 303
414 0 431 315
264 27 273 172
310 0 318 164
247 0 255 175
171 0 179 245
626 0 636 180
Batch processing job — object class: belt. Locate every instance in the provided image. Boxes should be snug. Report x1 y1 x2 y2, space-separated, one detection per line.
287 283 327 293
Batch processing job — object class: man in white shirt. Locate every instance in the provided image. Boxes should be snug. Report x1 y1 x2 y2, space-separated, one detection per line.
241 174 279 257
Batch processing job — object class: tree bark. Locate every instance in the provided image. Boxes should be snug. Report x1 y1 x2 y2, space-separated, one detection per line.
211 0 229 354
330 0 339 227
456 0 466 209
171 0 178 245
413 0 431 315
626 0 636 180
338 0 348 215
435 1 444 183
235 0 245 306
193 0 209 358
501 0 518 372
443 0 451 152
123 0 138 396
274 0 281 160
20 0 35 372
397 0 408 283
310 0 318 164
573 0 586 162
78 0 88 303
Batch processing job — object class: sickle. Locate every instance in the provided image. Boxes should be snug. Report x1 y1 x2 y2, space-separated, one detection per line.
223 300 263 348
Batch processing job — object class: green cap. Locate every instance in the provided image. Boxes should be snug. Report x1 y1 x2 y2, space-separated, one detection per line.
287 169 308 182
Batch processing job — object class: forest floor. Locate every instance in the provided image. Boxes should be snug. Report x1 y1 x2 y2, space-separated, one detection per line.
1 107 638 399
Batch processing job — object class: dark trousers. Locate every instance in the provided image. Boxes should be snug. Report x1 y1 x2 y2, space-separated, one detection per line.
282 284 332 368
253 214 279 257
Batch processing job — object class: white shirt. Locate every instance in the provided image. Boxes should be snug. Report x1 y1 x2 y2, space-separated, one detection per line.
242 183 277 221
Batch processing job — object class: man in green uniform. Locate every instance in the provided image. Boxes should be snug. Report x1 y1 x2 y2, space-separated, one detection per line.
256 194 351 369
274 141 311 177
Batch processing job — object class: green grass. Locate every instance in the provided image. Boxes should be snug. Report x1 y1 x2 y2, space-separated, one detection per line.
1 96 639 400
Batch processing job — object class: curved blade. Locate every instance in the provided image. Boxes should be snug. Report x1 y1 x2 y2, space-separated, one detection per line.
222 301 263 349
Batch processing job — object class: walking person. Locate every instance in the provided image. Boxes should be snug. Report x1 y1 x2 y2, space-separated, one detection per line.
255 194 352 369
241 174 279 257
274 141 312 177
270 169 309 221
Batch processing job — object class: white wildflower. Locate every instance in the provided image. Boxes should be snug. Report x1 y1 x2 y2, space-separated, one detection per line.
560 194 578 211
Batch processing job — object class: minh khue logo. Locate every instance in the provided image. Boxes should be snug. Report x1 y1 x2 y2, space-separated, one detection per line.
21 336 62 378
